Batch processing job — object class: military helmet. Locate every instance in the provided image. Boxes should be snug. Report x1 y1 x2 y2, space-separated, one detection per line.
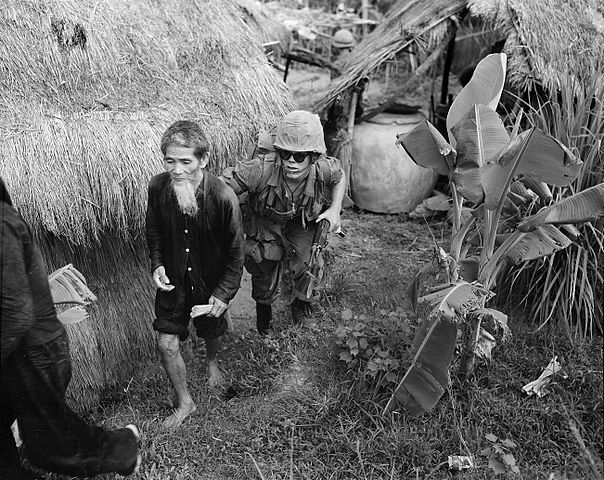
273 110 326 155
332 29 355 49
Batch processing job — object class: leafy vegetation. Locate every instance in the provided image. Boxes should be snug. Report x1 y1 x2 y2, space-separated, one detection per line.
35 213 602 480
392 53 604 415
500 76 604 339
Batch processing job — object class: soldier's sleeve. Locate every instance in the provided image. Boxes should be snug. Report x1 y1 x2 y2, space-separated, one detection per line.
222 158 264 195
321 156 344 185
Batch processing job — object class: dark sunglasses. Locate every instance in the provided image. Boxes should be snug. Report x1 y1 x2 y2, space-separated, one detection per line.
276 148 311 163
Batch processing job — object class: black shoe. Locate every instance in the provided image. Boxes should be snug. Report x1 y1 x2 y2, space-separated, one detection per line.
291 298 318 329
256 303 272 335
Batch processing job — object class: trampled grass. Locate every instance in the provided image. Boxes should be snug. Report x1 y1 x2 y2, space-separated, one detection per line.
42 212 602 480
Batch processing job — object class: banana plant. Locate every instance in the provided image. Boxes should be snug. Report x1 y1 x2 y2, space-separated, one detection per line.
386 53 604 415
48 264 97 324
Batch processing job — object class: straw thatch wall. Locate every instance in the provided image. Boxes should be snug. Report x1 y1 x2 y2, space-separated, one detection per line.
314 0 604 112
0 0 294 412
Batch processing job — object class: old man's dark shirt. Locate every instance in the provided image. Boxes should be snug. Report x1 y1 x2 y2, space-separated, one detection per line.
145 172 244 319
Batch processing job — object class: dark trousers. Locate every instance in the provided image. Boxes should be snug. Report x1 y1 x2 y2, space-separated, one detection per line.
0 333 137 478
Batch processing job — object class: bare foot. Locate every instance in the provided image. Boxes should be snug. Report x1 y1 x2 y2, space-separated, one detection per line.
206 361 224 388
160 402 196 432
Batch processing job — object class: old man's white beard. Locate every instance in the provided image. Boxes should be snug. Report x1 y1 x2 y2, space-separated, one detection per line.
171 179 199 217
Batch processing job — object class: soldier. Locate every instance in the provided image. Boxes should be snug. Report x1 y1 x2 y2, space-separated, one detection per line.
223 110 345 335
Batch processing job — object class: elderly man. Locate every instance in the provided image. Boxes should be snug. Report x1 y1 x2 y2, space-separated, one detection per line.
146 120 244 431
223 110 345 335
1 178 141 479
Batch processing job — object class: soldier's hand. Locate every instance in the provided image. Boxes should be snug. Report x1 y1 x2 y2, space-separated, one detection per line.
208 295 228 317
153 266 175 291
317 207 341 233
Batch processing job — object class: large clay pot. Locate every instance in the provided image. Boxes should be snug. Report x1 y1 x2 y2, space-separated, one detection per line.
351 113 438 213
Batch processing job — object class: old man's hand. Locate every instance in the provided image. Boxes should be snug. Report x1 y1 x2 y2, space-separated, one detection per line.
152 266 175 291
208 295 227 317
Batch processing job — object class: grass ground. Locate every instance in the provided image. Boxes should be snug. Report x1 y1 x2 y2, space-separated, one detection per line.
44 211 603 480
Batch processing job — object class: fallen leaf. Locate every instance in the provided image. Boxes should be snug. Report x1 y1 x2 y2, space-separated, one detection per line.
501 439 517 448
488 458 507 474
341 309 353 322
502 453 517 467
339 351 353 362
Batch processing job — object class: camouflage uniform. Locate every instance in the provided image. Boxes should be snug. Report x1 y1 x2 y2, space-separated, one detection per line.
223 151 342 304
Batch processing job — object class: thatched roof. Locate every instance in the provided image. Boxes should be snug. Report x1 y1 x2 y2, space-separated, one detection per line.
313 0 467 112
314 0 604 112
0 0 294 247
469 0 604 95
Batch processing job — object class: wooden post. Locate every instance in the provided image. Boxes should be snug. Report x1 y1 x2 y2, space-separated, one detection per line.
340 90 358 198
361 0 369 38
283 56 292 82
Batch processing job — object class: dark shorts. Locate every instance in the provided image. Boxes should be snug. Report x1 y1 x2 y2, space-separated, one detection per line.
153 280 227 341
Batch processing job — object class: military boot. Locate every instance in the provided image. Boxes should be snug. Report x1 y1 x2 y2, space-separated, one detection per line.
291 298 318 329
256 303 272 336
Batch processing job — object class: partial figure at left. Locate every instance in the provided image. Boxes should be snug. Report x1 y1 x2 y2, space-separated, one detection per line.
0 177 141 479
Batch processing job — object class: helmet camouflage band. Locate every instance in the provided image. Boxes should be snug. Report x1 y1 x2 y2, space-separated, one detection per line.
273 110 326 155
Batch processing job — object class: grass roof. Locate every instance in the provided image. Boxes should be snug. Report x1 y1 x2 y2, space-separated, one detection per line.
0 0 294 246
314 0 604 113
469 0 604 95
313 0 467 113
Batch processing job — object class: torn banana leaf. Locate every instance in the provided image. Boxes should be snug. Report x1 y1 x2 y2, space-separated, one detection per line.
384 313 457 415
481 225 572 281
419 281 492 319
473 307 511 342
386 282 491 415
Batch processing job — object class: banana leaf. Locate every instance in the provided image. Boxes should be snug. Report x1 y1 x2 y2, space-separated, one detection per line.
384 313 457 415
473 307 511 342
48 264 97 305
451 104 510 204
419 281 492 319
518 183 604 232
386 281 492 415
446 53 507 148
481 224 572 282
395 121 455 176
482 128 583 211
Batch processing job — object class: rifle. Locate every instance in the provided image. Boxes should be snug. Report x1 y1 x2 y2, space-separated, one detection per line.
297 219 346 300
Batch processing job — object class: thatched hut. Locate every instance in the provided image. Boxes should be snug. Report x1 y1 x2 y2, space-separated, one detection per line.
314 0 604 113
0 0 294 411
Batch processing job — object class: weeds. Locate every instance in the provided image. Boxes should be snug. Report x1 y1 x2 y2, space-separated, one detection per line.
500 76 604 339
